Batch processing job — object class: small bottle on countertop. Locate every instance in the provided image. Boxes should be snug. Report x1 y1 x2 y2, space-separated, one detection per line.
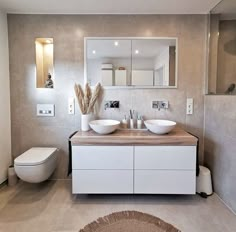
137 115 143 129
121 115 128 129
130 118 134 129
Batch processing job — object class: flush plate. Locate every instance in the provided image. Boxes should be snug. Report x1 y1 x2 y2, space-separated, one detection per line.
37 104 55 117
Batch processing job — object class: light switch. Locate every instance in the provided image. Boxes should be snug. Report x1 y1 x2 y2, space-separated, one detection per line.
68 97 75 115
186 98 193 115
37 104 55 117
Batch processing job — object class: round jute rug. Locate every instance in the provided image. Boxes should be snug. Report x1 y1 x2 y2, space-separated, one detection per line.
79 211 181 232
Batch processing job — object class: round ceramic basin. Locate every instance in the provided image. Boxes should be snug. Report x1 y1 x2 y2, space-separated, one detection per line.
144 119 176 135
89 119 120 135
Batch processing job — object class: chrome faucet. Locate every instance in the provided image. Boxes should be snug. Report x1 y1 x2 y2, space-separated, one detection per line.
104 101 120 110
152 101 169 111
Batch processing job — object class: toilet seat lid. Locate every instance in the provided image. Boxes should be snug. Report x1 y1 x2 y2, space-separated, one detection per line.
14 147 57 166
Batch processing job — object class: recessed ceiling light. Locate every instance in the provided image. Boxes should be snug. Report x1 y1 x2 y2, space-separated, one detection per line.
92 50 96 54
135 50 139 54
114 41 119 46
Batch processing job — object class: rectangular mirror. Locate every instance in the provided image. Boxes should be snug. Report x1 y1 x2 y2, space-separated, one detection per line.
208 0 236 95
35 38 54 88
131 39 177 87
85 37 178 88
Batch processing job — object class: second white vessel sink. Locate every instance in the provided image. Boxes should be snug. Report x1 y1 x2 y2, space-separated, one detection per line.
144 119 176 135
89 119 120 135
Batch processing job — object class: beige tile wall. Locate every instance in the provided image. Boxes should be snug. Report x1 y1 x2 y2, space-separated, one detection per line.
204 95 236 212
8 14 207 179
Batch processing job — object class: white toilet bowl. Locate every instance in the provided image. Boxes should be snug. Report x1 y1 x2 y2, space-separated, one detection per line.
14 147 57 183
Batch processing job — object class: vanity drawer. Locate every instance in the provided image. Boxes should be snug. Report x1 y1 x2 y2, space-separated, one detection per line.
72 146 133 170
134 170 196 194
72 170 133 194
135 146 196 170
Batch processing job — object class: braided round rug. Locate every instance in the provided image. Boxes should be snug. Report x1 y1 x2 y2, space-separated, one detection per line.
79 211 181 232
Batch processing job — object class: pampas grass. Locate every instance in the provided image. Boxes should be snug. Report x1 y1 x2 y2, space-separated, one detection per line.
87 83 101 113
84 83 92 111
74 82 101 114
74 84 85 114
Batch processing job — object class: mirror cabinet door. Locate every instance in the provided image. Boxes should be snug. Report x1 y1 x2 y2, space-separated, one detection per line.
131 39 176 87
35 38 54 88
86 39 132 86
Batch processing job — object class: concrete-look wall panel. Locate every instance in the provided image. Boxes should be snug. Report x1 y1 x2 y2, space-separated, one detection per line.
8 14 207 179
204 95 236 213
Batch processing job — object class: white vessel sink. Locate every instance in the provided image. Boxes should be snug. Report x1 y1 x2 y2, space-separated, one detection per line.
144 119 176 135
89 119 120 135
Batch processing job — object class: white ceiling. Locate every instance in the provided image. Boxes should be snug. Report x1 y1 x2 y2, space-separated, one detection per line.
0 0 220 14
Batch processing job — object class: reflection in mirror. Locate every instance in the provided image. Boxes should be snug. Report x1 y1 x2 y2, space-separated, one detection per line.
208 0 236 95
35 38 54 88
85 38 177 88
86 39 131 86
131 39 176 87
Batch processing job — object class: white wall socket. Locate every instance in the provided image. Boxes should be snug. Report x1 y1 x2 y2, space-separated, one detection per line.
68 97 75 115
186 98 193 115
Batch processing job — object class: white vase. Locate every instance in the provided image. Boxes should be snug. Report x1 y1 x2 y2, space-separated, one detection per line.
81 114 93 131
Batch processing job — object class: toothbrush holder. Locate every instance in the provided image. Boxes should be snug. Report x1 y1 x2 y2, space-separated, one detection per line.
130 119 134 129
137 119 142 129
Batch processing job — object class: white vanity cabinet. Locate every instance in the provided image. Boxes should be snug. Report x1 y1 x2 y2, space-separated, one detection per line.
72 146 134 194
72 142 197 194
134 146 196 194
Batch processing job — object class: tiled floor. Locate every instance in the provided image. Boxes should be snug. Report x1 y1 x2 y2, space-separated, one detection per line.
0 180 235 232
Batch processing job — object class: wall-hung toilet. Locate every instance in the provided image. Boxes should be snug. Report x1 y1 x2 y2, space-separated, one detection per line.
14 147 57 183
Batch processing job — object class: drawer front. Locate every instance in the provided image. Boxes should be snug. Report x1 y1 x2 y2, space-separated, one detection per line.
72 146 133 170
135 146 196 170
134 170 196 194
72 170 133 194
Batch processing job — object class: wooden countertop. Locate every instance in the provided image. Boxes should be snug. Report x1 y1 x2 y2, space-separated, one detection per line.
70 127 198 146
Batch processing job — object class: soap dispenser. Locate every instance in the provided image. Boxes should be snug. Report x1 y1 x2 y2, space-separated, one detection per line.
121 115 128 129
137 115 143 129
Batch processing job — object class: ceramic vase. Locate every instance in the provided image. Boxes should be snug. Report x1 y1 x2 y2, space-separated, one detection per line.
81 114 93 131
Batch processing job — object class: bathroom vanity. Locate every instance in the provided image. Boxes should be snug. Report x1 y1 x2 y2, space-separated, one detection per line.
70 128 198 194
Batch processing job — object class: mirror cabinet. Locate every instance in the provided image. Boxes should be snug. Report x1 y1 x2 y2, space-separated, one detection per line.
85 38 178 89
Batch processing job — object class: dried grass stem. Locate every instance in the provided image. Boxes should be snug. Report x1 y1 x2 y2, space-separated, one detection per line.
74 82 101 114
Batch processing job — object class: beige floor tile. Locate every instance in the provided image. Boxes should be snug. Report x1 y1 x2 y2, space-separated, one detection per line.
0 180 235 232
